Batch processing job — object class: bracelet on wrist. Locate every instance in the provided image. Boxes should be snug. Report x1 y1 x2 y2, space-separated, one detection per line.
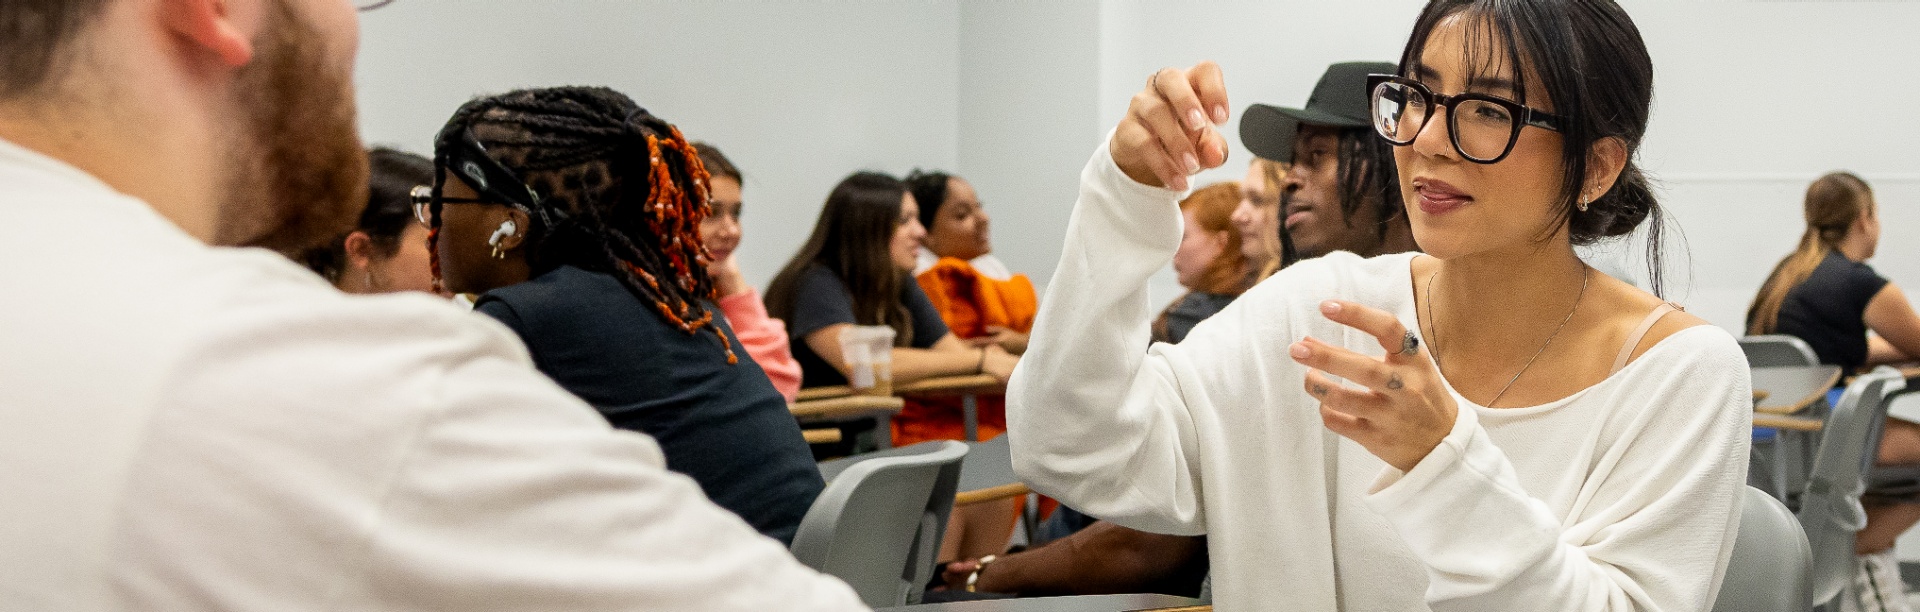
964 554 998 592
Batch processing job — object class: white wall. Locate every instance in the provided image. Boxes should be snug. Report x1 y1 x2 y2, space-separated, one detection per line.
956 1 1103 296
354 1 1920 333
354 0 960 289
1096 0 1920 328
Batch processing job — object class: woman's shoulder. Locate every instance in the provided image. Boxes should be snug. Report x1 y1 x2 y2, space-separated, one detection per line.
794 263 848 292
1616 310 1744 380
1593 272 1734 371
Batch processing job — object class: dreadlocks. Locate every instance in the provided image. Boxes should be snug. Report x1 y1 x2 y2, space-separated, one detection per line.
428 86 735 363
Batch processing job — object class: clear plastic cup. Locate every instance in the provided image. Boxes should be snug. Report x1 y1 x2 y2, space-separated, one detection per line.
839 325 896 396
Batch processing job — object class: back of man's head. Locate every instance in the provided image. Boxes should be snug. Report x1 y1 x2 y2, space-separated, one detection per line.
0 0 112 100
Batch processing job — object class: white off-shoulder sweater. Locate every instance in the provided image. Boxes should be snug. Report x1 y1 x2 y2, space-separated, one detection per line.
1007 143 1752 612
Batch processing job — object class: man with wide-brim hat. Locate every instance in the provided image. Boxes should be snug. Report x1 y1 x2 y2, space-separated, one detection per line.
1240 61 1417 264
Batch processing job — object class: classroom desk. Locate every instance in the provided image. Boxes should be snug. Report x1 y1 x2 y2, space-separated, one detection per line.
790 395 905 449
818 436 1028 506
797 385 856 402
954 435 1027 506
876 593 1205 611
1750 365 1841 502
790 395 905 420
896 375 1007 442
1753 414 1822 432
1751 365 1842 415
1890 391 1920 424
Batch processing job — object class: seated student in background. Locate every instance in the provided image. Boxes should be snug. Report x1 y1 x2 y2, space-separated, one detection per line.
765 171 1020 392
940 61 1416 599
0 1 861 608
906 169 1037 357
1155 181 1254 344
1229 158 1288 278
695 142 803 402
302 147 441 295
765 171 1020 560
426 87 821 545
901 169 1038 563
1747 171 1920 607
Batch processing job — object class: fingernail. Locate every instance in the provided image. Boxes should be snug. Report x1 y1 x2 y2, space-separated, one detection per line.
1182 153 1200 174
1171 175 1189 191
1187 109 1206 131
1212 106 1229 125
1320 301 1342 315
1290 342 1311 359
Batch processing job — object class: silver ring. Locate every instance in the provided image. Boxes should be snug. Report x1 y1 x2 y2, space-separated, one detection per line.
1399 331 1420 357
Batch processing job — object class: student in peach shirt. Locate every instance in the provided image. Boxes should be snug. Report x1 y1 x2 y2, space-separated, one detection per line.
695 142 804 402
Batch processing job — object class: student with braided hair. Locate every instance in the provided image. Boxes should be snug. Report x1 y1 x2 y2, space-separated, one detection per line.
423 86 822 546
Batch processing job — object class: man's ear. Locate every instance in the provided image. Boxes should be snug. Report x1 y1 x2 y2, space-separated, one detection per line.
160 0 263 68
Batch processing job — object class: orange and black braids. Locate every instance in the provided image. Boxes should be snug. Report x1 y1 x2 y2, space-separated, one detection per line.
453 87 736 363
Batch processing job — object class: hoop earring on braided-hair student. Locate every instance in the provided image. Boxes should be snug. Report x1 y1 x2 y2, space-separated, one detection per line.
423 86 823 546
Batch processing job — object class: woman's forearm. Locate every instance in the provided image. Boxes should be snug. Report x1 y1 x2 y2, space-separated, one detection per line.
889 345 984 384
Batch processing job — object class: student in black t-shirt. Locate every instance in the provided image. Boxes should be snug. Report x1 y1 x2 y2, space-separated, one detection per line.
1748 171 1920 576
765 171 1020 391
422 87 822 545
765 171 1020 561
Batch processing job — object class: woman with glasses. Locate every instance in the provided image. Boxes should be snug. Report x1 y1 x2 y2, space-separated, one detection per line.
302 147 439 295
420 86 823 546
1007 1 1749 610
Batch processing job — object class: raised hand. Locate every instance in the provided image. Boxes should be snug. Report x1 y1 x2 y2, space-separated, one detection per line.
1109 62 1232 191
1288 300 1459 472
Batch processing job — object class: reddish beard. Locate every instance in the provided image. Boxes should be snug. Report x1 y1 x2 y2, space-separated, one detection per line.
214 1 367 254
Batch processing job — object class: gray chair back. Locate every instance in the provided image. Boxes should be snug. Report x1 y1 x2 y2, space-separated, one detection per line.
1798 367 1905 608
1714 486 1811 612
793 440 968 608
1740 335 1820 367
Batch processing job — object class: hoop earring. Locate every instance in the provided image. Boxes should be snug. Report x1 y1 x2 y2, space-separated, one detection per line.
490 244 507 259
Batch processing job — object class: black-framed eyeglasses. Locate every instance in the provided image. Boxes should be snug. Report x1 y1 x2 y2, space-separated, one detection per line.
356 0 395 11
1366 74 1565 164
410 185 492 227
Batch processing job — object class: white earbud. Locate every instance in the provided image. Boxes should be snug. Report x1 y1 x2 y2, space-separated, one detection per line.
488 220 518 246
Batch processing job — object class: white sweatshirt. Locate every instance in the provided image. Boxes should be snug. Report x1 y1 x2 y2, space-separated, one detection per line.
0 137 866 611
1007 143 1751 612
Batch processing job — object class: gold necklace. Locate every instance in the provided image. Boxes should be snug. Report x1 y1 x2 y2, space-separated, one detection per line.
1422 264 1591 408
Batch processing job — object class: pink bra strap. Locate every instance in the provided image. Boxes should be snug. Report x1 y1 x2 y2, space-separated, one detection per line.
1612 303 1679 374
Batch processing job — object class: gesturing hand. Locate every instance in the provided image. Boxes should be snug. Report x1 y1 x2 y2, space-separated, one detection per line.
1289 300 1458 472
1110 62 1232 191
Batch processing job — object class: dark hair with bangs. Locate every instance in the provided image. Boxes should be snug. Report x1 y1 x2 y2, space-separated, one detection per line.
1397 0 1667 294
